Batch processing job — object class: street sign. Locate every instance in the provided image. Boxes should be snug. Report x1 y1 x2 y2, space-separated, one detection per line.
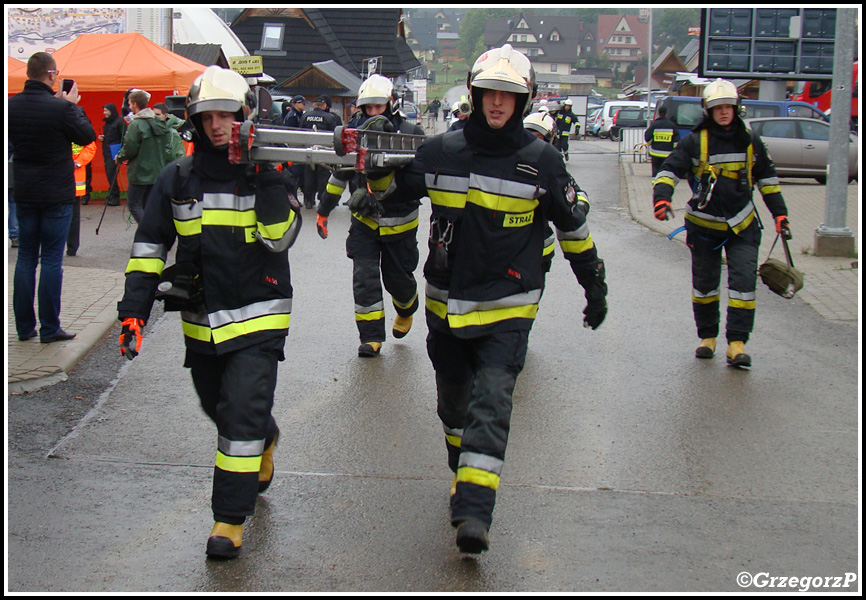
229 56 264 77
699 8 837 80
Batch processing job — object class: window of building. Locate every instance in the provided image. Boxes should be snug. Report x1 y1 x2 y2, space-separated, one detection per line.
551 64 558 72
551 32 560 42
260 23 284 51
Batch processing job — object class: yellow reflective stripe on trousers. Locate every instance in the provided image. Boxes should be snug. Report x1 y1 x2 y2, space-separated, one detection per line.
355 310 385 322
456 466 500 490
215 450 262 473
729 290 756 309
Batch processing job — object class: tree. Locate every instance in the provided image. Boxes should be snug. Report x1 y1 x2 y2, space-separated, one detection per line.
652 7 701 54
457 8 522 63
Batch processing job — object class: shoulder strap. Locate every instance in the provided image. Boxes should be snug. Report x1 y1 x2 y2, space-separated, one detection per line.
516 137 547 164
172 155 198 201
441 129 468 154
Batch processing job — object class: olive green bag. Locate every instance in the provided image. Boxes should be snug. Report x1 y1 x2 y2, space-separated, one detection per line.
760 234 804 299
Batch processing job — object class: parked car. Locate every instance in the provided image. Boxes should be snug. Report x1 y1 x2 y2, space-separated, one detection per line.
654 96 831 140
745 117 858 183
399 101 419 120
597 100 648 138
609 107 650 141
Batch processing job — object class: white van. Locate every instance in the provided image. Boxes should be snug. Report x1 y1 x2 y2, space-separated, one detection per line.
597 100 647 139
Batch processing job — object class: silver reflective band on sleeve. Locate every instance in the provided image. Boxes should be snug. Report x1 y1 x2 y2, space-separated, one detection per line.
130 242 168 260
447 289 543 315
554 222 590 241
443 424 464 437
756 176 780 188
208 298 293 329
218 435 266 457
458 451 504 476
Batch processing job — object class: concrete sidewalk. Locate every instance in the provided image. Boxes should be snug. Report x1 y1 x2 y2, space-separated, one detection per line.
6 157 859 394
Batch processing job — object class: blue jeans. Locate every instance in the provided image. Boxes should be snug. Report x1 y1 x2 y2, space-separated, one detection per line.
8 189 18 239
13 203 73 339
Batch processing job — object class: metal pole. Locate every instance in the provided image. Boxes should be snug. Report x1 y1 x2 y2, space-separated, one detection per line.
647 8 652 113
814 7 855 256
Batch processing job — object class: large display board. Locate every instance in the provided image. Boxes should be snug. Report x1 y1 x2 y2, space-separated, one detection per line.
699 8 837 80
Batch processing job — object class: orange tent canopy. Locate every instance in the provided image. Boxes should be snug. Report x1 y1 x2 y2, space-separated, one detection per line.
8 56 27 91
49 32 206 94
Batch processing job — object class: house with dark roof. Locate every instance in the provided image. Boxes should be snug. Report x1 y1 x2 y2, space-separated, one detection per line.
231 8 420 88
596 14 649 75
484 13 581 77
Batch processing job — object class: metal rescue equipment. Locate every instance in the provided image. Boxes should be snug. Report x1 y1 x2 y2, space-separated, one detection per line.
227 89 426 172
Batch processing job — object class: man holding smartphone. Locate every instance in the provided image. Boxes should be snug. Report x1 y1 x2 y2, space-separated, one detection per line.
9 52 96 343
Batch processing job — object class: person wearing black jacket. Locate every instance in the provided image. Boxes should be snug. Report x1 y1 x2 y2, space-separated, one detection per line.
9 51 96 344
100 102 126 205
315 74 425 357
652 78 789 368
644 105 679 177
397 45 607 553
299 95 342 208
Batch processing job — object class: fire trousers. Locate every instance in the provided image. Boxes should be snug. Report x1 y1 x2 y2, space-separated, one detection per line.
427 327 530 527
346 223 419 344
687 227 759 343
185 337 284 524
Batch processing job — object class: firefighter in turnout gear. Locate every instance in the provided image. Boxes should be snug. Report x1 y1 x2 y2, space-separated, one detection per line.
555 98 576 160
315 73 425 357
397 44 607 553
644 105 680 177
117 66 301 559
652 78 790 368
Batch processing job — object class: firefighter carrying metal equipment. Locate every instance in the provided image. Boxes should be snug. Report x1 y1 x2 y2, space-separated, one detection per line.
652 78 791 368
314 73 426 358
117 66 301 560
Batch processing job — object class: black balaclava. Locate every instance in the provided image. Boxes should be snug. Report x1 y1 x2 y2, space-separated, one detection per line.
463 87 530 156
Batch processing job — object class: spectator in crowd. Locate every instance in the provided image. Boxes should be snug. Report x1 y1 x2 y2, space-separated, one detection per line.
9 51 96 343
99 103 126 206
67 140 97 256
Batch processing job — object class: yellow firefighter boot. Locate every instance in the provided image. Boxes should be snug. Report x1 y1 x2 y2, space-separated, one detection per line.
358 341 382 358
206 522 243 559
726 341 752 369
258 431 279 493
695 337 716 359
392 315 413 339
449 474 458 509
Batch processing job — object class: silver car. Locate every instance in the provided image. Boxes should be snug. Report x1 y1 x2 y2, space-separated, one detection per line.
746 117 858 184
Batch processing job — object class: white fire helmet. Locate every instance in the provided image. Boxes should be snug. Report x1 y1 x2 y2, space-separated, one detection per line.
523 111 557 143
702 78 739 110
468 44 537 116
357 74 395 113
186 66 255 140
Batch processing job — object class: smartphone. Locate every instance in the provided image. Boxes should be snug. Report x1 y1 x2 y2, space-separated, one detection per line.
62 79 75 94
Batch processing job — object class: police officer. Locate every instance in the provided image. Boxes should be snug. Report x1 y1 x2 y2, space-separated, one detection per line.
652 78 790 368
555 98 576 160
117 66 301 559
644 105 680 177
283 94 307 128
398 44 607 553
299 95 342 208
315 74 424 358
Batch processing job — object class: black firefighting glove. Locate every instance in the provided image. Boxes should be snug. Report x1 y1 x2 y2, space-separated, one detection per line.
345 185 384 218
573 259 608 330
120 318 145 360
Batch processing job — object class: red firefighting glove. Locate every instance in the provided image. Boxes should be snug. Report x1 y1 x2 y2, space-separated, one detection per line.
120 318 145 360
653 199 674 221
316 214 328 239
775 215 791 240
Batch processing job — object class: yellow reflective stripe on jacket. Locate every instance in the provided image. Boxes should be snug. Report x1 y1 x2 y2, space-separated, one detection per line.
653 130 674 143
352 210 419 236
685 212 730 231
426 173 469 209
203 208 257 228
467 173 541 213
125 257 165 275
326 174 349 196
181 312 212 342
215 450 262 473
367 171 395 192
558 233 594 255
447 304 538 329
212 313 290 345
